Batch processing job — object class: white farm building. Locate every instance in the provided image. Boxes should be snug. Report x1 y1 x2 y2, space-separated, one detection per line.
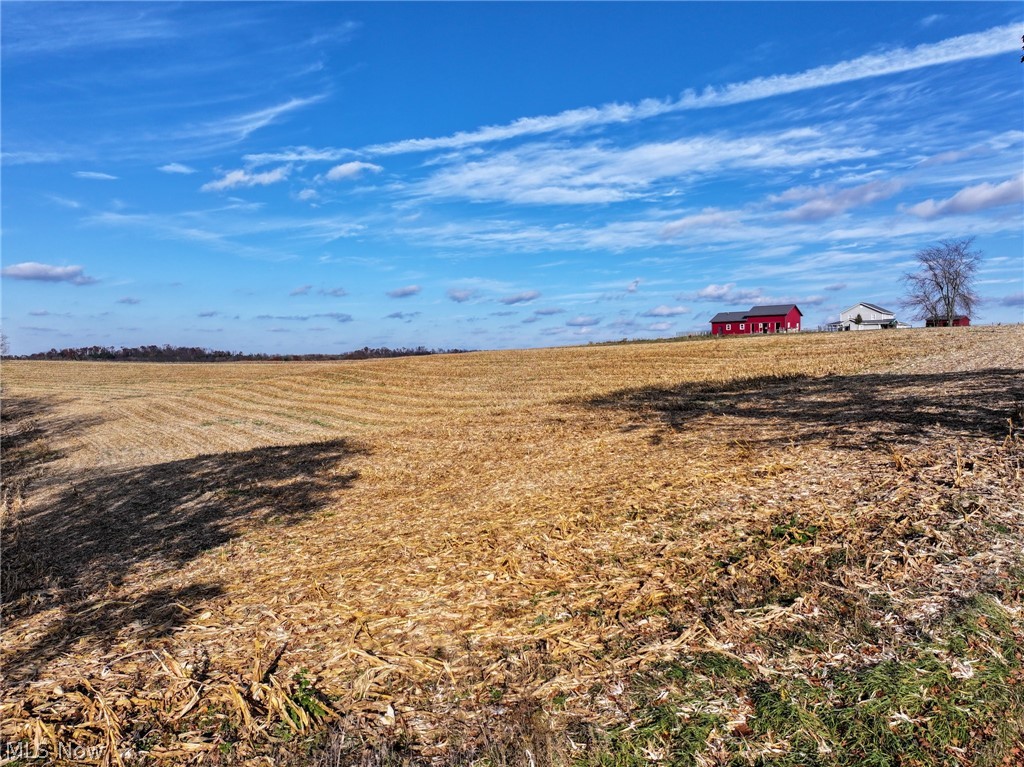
837 302 909 331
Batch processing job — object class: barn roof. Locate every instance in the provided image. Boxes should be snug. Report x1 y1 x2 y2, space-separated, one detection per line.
843 302 893 315
709 311 748 323
745 304 802 317
858 302 893 314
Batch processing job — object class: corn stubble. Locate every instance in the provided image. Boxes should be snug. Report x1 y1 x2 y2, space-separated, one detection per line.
2 327 1022 766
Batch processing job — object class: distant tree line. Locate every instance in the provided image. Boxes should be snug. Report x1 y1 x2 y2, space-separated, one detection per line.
13 344 469 362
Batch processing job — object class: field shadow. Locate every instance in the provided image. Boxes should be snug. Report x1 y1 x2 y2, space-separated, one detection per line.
578 368 1024 448
1 394 104 483
2 394 367 682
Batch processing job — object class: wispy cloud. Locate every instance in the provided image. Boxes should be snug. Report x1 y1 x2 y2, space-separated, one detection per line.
325 161 382 181
1 262 98 285
158 162 197 174
385 311 421 321
290 284 312 296
319 312 353 323
28 310 72 318
362 25 1016 156
244 146 357 166
780 179 903 222
2 150 70 165
177 96 325 148
256 312 352 323
999 292 1023 307
117 297 141 304
320 287 348 297
566 315 601 327
202 165 291 192
692 283 765 303
198 311 220 317
414 130 872 205
905 175 1024 219
662 208 739 237
498 290 540 305
447 288 478 303
387 285 421 298
48 195 82 209
2 3 178 56
74 171 118 181
641 305 691 317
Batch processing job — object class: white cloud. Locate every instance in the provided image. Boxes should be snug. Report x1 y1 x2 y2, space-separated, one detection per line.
201 165 291 192
782 179 903 221
694 283 765 303
1 261 98 285
641 305 691 317
387 285 421 298
447 288 477 303
325 161 383 181
289 284 312 296
498 290 541 305
158 162 197 174
74 171 118 180
662 208 739 237
416 131 872 206
906 175 1024 219
566 315 601 327
117 296 141 304
244 146 358 165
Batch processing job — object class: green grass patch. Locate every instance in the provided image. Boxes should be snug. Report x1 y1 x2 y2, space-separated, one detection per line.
579 595 1021 767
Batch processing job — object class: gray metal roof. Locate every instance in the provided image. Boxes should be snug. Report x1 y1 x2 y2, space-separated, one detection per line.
858 302 893 314
709 311 748 323
745 304 801 317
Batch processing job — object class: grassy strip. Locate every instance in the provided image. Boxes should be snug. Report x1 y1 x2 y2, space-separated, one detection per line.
576 595 1022 767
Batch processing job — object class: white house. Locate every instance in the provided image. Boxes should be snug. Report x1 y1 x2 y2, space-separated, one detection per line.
839 302 901 331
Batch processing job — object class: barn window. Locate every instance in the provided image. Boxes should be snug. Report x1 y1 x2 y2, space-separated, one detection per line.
740 323 745 330
726 324 731 330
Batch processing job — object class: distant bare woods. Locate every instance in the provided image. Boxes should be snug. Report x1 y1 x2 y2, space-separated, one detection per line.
13 344 469 362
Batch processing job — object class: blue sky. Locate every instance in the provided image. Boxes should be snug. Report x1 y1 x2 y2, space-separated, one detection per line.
2 2 1022 355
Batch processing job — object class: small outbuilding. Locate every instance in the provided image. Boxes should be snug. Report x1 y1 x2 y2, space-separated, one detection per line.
710 304 802 335
925 315 970 327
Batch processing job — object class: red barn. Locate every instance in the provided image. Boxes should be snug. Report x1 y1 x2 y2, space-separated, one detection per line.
925 316 970 327
710 304 803 336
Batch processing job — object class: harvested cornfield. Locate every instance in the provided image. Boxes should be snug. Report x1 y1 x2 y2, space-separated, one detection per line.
2 326 1022 766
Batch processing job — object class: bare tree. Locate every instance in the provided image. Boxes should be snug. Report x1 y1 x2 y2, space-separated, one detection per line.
0 331 9 357
902 237 981 326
